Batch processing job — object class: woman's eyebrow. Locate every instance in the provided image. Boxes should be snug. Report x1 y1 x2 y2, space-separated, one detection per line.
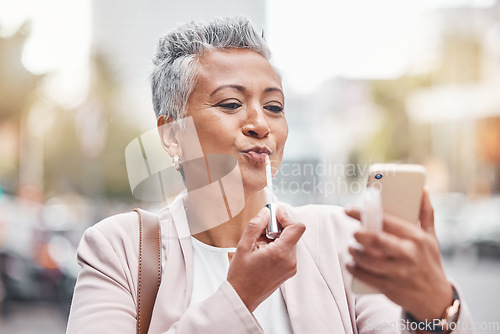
210 84 245 96
210 85 284 97
264 87 284 97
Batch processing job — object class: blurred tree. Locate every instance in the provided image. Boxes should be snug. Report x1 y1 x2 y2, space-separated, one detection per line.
353 74 434 164
436 32 482 83
0 20 142 201
0 22 44 192
352 30 482 166
42 52 140 200
0 21 41 122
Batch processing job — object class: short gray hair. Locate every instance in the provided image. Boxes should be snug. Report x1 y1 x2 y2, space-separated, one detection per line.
151 16 271 120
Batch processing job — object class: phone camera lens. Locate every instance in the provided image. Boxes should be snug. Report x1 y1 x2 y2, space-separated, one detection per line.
375 173 383 179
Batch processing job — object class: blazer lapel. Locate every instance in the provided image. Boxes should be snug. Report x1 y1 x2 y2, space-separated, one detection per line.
281 240 354 334
168 193 194 307
148 193 194 332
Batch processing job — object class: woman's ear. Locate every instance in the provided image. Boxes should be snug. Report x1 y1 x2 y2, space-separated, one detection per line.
157 115 180 158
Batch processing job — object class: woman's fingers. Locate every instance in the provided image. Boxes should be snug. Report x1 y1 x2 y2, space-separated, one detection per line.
274 205 306 245
354 229 412 260
345 207 362 221
275 222 306 248
419 189 435 234
349 242 417 278
228 206 304 312
238 206 305 253
349 247 390 276
346 263 387 290
347 207 422 242
275 205 294 227
381 213 424 241
346 192 454 320
345 190 436 239
237 208 269 252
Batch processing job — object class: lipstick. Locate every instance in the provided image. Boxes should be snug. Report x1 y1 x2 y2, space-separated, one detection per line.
242 145 271 164
265 155 280 239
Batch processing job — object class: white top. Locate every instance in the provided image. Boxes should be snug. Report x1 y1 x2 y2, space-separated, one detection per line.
189 236 293 333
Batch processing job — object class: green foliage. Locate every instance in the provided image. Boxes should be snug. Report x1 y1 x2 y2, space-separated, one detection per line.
353 30 483 167
0 22 143 201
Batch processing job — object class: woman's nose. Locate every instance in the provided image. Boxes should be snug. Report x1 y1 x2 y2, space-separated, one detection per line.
242 105 270 138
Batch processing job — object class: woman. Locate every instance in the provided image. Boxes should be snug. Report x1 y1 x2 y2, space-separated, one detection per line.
67 16 473 333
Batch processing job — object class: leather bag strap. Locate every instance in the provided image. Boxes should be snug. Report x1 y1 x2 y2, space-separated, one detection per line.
134 208 161 334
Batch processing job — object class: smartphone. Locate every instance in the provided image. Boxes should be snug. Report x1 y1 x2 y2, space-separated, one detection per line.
351 164 427 294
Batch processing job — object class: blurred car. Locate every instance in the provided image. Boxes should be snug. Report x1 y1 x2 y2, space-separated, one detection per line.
457 196 500 259
0 194 84 316
431 193 500 260
432 192 469 256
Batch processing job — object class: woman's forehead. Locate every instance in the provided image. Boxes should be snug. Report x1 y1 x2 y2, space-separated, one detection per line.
194 48 282 90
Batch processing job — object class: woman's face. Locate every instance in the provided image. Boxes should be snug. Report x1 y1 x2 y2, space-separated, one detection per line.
185 48 288 194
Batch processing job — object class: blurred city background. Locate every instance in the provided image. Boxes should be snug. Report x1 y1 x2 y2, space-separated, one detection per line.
0 0 499 333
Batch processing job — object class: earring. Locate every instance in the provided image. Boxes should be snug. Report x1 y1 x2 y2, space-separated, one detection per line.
173 154 182 171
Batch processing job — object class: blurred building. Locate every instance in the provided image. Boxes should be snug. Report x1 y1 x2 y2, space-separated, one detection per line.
91 0 266 130
407 1 500 195
278 78 376 206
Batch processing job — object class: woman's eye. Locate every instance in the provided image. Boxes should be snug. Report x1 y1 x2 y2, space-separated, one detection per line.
217 102 242 110
264 105 284 113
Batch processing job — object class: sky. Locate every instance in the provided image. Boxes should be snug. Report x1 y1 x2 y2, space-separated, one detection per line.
0 0 91 107
267 0 496 92
0 0 496 98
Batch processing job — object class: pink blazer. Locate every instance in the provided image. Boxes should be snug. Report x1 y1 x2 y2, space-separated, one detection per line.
66 194 474 333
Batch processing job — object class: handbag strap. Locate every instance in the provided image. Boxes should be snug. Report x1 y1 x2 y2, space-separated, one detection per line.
134 208 161 334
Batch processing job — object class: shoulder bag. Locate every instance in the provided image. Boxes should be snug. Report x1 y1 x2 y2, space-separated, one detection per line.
133 208 162 334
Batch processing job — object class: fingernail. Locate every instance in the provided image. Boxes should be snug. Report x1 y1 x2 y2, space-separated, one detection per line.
260 207 270 217
346 252 353 264
346 261 355 272
346 207 358 216
350 239 364 252
281 205 292 217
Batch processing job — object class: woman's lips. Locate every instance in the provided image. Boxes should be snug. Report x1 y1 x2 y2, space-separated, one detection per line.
243 151 269 163
241 145 272 163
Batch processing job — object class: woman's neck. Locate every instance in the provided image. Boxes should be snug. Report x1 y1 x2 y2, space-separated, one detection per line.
189 188 268 248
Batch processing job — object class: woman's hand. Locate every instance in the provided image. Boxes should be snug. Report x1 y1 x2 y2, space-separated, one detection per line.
345 189 454 321
227 206 305 312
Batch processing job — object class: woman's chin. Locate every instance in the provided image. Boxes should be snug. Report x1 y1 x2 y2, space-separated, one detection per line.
241 179 268 198
237 157 273 198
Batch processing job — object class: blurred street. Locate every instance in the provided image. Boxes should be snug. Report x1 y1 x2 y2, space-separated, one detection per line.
0 301 67 333
443 256 500 326
1 256 499 333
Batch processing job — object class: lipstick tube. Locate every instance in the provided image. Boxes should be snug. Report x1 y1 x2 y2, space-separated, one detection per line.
265 156 280 239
